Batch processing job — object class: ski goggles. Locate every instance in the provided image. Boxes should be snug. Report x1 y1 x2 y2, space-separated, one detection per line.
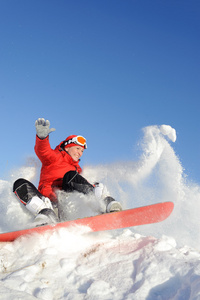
64 136 87 149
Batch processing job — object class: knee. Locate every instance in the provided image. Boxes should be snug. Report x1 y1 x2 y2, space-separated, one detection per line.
63 171 77 183
13 178 42 204
13 178 27 193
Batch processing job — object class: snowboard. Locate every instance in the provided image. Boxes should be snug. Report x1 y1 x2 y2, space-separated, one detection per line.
0 201 174 242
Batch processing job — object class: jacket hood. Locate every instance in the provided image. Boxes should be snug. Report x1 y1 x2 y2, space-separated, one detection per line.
55 140 67 151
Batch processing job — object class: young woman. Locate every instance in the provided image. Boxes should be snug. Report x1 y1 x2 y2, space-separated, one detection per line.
13 118 122 225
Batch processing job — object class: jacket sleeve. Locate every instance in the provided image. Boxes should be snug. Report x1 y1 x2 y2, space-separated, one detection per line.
34 135 57 165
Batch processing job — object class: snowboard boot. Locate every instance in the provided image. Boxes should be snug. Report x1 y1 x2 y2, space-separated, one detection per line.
34 208 58 226
13 178 58 226
104 196 122 213
26 196 59 226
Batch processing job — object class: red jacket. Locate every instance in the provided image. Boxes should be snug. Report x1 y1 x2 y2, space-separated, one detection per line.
35 135 82 202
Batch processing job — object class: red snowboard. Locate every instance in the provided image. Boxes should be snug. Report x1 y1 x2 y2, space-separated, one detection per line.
0 201 174 242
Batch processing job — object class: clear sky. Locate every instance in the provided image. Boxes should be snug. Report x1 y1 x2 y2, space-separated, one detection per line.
0 0 199 183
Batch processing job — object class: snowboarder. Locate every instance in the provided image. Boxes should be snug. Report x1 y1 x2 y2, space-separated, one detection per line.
13 118 122 225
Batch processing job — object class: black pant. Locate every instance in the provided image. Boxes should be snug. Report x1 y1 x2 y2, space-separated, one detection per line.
62 171 94 195
62 171 115 206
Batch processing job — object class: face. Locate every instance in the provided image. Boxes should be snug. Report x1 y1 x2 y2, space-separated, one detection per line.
65 146 84 161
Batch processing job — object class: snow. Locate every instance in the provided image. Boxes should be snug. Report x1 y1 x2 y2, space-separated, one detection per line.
1 124 200 299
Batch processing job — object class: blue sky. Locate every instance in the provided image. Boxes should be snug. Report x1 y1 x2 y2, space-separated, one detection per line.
0 0 199 183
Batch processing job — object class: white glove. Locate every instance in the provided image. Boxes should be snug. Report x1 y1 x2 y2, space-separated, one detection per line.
35 118 55 139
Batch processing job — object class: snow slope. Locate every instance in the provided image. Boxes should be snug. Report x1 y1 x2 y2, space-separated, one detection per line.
0 125 200 300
